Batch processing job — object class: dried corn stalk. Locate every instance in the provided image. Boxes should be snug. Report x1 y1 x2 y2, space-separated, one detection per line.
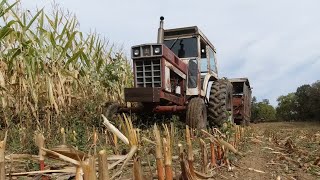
186 125 195 176
163 138 173 180
200 138 208 173
154 125 164 180
98 150 110 180
0 131 8 180
102 114 129 145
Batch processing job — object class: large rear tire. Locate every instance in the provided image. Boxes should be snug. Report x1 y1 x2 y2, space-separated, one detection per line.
186 98 207 129
207 79 233 127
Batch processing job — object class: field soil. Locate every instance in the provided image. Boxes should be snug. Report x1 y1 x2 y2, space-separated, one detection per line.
218 122 320 180
3 121 319 180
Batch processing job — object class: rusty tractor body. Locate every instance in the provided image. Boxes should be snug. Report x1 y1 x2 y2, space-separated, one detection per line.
230 78 252 125
107 17 234 128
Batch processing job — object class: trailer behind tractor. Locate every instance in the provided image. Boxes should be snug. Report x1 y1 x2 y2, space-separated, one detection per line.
230 78 252 125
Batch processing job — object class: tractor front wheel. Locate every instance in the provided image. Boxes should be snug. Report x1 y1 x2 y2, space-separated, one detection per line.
104 102 120 121
186 97 207 129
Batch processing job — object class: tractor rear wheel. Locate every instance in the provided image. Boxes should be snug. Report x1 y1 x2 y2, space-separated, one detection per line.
207 79 233 127
186 97 207 129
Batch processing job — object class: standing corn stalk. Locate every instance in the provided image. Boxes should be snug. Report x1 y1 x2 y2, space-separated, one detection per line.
123 114 144 179
185 126 195 176
163 138 173 180
163 124 173 180
81 156 97 180
98 150 110 180
153 124 164 180
200 138 208 173
0 0 132 151
34 132 48 180
106 114 144 179
0 131 8 180
210 140 217 167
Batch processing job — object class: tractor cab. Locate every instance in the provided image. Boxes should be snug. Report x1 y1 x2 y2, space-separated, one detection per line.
163 26 218 96
163 26 218 76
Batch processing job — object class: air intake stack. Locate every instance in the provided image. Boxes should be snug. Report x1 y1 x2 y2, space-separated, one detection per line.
157 16 164 44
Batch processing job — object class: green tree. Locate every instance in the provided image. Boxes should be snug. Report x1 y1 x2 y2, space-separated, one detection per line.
295 84 313 120
256 102 276 121
251 96 258 120
310 81 320 120
262 99 270 105
276 93 298 121
251 98 276 122
252 96 257 104
275 81 320 122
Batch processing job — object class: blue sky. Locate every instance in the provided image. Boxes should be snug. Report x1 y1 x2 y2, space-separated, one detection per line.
20 0 320 106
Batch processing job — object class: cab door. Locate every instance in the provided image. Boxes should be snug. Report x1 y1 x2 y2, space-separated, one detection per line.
200 46 209 76
208 48 218 75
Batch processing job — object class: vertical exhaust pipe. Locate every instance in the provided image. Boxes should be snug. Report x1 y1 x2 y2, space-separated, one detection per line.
157 16 164 44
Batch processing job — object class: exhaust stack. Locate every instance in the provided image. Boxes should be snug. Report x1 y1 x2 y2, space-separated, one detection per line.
157 16 164 44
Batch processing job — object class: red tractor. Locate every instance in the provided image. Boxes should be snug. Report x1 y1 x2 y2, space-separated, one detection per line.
106 17 234 128
230 78 252 125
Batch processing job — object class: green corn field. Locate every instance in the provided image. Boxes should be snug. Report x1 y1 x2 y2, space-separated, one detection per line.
0 0 132 152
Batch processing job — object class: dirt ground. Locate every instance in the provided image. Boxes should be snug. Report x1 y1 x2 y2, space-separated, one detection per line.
4 121 319 180
217 122 320 180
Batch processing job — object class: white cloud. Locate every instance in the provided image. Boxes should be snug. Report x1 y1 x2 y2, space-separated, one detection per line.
20 0 320 105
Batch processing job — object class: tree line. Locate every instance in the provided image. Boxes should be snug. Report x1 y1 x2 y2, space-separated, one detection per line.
251 80 320 122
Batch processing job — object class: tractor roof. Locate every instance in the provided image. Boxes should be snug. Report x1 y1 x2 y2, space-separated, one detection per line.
164 26 216 52
229 78 251 88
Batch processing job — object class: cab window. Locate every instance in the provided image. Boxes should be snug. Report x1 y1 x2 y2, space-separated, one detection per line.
200 40 208 75
209 48 217 73
164 37 198 58
188 59 198 88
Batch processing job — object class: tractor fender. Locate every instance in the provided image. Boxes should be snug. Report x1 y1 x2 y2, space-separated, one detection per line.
201 74 217 103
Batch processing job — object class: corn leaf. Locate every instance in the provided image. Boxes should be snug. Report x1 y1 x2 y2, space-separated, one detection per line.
0 20 16 40
65 48 83 67
59 31 77 61
81 51 90 67
9 48 22 62
25 9 43 31
1 1 18 17
54 10 59 31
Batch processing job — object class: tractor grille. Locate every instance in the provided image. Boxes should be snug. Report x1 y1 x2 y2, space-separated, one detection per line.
135 59 161 87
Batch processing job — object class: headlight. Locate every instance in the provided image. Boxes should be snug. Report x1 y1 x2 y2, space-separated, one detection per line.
154 47 160 54
133 49 140 56
153 45 162 55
